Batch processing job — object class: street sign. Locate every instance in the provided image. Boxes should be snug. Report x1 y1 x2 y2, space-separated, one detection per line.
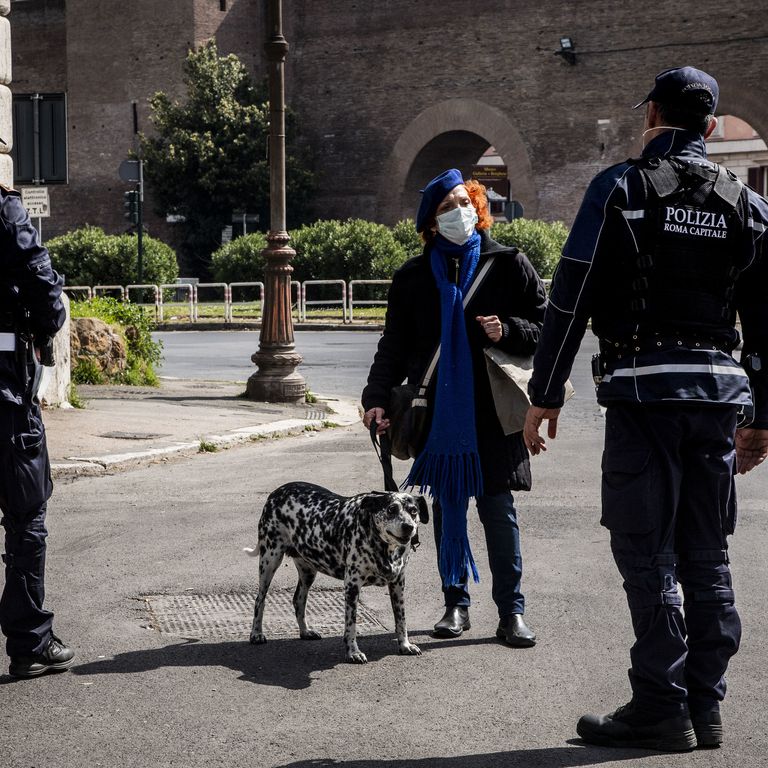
472 164 511 199
118 159 141 183
21 186 50 218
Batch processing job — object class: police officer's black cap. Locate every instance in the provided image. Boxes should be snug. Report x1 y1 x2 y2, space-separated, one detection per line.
633 66 719 114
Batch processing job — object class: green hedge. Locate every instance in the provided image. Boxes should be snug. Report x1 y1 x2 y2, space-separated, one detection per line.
212 219 413 284
47 226 179 287
210 233 268 284
490 219 568 279
70 296 163 386
203 217 570 284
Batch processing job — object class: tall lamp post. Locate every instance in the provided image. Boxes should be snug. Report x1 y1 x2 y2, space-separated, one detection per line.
246 0 305 403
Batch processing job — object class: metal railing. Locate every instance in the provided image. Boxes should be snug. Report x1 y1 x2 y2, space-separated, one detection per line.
93 285 126 300
348 280 391 322
158 283 195 322
300 279 348 323
126 284 161 318
229 281 265 322
61 276 558 324
62 286 93 301
194 282 230 322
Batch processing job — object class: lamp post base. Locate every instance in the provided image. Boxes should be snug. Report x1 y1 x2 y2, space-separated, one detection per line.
246 348 305 403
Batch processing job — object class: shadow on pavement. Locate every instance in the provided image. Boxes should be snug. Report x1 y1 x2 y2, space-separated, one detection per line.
69 633 423 690
67 630 505 690
270 746 659 768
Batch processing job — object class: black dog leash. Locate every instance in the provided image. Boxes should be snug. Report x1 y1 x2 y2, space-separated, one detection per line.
369 420 399 492
369 421 421 550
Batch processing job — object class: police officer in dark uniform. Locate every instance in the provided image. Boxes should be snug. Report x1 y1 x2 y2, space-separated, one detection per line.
0 179 74 678
524 67 768 751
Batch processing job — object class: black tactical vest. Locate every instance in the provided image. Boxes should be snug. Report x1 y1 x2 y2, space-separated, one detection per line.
629 156 748 346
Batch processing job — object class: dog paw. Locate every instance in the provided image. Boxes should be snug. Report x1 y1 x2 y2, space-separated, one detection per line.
398 642 422 656
300 629 322 640
347 651 368 664
249 632 267 645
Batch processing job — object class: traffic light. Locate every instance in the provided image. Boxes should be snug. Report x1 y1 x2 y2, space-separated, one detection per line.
123 189 139 224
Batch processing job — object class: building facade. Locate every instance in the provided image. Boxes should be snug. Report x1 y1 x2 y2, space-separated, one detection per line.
7 0 768 249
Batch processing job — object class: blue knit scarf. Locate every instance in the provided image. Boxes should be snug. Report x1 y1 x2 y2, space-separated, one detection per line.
405 231 484 586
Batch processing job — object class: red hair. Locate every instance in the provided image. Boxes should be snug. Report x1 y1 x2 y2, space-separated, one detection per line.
420 177 493 243
464 179 494 230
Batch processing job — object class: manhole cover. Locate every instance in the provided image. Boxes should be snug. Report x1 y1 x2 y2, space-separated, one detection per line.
100 431 170 440
142 589 387 640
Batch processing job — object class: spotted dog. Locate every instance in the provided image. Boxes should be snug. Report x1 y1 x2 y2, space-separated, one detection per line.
246 481 429 663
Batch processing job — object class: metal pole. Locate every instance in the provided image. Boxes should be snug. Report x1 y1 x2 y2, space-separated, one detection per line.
246 0 305 403
137 161 144 284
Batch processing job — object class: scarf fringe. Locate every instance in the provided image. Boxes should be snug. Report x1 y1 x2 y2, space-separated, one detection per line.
440 534 480 587
404 450 484 501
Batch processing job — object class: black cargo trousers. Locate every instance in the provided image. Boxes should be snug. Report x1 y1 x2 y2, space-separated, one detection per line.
601 403 741 718
0 393 54 658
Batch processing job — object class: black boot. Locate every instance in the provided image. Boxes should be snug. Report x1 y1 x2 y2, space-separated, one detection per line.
9 634 75 679
576 701 696 751
433 606 470 638
496 613 536 647
692 709 723 748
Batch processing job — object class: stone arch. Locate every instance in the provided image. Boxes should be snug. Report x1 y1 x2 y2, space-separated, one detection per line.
377 98 536 224
715 76 768 146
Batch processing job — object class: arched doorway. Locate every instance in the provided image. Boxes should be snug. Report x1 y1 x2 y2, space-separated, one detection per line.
377 99 536 225
706 114 768 193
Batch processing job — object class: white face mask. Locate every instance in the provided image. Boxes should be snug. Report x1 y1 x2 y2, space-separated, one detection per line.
436 205 478 245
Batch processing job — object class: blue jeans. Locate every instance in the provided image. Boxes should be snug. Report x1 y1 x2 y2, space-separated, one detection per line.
432 491 525 616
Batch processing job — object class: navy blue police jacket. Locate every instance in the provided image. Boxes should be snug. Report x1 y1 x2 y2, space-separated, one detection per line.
529 130 768 428
0 186 66 404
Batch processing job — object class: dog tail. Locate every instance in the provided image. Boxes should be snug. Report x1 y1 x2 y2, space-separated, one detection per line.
243 547 259 558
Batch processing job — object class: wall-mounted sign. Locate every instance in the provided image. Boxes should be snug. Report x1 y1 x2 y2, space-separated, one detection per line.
21 186 50 218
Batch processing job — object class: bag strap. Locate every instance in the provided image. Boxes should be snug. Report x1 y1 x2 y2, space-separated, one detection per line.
415 254 498 400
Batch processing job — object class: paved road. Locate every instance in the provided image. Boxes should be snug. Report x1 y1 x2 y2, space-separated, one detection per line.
155 330 383 398
155 330 600 401
5 338 768 766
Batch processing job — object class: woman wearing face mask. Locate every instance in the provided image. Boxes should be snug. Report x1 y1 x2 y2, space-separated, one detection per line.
362 168 547 646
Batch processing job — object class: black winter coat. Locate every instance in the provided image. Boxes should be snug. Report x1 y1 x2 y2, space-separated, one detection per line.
362 231 547 494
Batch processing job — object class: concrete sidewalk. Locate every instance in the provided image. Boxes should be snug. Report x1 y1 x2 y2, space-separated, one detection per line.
43 378 362 481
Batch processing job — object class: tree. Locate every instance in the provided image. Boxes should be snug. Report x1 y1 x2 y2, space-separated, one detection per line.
140 41 315 277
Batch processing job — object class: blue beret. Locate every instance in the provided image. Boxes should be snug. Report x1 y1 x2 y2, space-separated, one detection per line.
415 168 465 233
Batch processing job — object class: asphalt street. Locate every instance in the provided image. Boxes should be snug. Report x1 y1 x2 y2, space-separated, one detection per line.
3 339 768 767
154 330 383 398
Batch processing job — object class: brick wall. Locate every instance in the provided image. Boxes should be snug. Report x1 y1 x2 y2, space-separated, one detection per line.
7 0 768 248
287 0 768 226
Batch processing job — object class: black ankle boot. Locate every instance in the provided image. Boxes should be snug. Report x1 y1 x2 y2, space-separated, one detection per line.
433 606 470 638
496 613 536 647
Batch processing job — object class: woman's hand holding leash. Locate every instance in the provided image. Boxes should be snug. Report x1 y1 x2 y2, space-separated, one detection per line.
363 407 390 436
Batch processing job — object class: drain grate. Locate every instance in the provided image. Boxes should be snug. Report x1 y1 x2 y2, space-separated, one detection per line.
142 589 388 640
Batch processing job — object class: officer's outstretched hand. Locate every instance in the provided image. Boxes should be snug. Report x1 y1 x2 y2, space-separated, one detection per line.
735 427 768 474
524 405 561 456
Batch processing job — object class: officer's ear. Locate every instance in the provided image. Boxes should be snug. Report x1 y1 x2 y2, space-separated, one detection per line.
703 115 718 140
